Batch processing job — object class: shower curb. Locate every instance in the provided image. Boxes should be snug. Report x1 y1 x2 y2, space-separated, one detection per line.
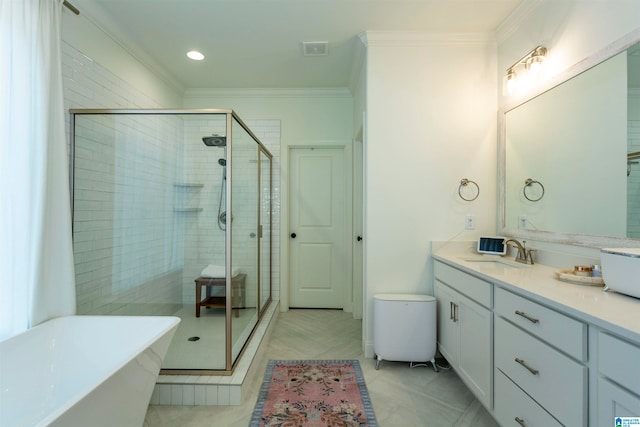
150 302 279 406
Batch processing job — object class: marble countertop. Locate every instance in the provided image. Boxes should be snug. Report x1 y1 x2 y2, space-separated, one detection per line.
433 244 640 343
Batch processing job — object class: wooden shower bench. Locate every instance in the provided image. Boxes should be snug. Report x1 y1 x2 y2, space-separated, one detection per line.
195 273 246 318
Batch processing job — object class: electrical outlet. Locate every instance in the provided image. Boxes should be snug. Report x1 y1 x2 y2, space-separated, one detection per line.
465 214 475 230
518 215 527 229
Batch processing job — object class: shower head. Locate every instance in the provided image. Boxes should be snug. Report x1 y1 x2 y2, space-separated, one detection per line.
202 135 226 147
218 158 226 167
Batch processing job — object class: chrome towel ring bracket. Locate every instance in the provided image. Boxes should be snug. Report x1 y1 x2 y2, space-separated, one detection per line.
523 178 544 202
458 178 479 201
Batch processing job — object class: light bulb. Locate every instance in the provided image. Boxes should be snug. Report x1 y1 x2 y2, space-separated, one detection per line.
504 69 517 96
186 51 205 61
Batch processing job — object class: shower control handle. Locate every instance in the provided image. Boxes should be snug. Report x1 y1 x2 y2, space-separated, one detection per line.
290 233 297 239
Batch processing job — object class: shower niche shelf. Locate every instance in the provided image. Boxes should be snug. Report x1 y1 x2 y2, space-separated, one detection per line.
174 183 204 188
174 208 203 213
174 183 204 212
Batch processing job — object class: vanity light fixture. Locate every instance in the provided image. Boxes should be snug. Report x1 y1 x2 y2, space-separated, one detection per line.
526 47 546 75
186 50 205 61
505 68 517 97
503 46 547 96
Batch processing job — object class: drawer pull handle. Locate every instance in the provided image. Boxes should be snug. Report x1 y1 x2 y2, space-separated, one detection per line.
515 357 539 375
450 301 454 320
515 416 526 426
515 310 539 324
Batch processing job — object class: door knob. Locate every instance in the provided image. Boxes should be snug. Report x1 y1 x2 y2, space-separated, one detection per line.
290 233 297 239
357 236 363 242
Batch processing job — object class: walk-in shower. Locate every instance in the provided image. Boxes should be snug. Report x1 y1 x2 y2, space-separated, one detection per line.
69 109 273 374
203 135 230 230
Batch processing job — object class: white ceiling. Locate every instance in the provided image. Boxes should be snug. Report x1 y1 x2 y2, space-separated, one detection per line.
73 0 525 90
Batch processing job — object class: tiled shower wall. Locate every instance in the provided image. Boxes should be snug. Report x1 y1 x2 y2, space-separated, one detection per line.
62 42 281 314
180 118 281 308
73 113 185 315
628 91 640 238
180 118 226 304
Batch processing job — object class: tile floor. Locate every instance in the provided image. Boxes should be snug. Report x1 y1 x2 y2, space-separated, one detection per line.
144 309 499 427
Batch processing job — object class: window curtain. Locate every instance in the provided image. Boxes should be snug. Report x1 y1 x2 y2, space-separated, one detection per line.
0 0 76 341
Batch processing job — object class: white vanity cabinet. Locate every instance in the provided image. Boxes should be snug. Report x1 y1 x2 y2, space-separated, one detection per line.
433 249 640 427
494 287 588 427
434 261 492 409
597 332 640 424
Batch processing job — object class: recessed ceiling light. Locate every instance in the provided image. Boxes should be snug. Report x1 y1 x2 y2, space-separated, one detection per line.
187 50 205 61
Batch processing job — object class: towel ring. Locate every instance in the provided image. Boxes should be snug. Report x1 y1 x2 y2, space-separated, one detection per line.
458 178 479 201
523 178 544 202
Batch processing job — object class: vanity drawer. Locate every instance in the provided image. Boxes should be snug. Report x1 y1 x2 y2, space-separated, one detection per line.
494 369 562 427
495 287 587 361
599 332 640 392
434 261 491 308
495 317 587 427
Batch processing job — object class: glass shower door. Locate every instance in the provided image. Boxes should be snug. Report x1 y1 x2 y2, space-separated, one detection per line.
72 109 272 374
259 148 272 314
230 118 259 364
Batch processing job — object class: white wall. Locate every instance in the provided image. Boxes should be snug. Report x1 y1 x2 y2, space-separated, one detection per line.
65 0 640 358
62 8 186 315
184 89 353 143
497 0 640 257
361 33 498 356
62 13 286 312
62 11 183 107
63 8 355 314
184 90 354 310
505 52 627 237
498 0 640 108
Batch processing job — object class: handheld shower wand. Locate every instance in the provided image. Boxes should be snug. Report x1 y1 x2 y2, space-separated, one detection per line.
202 135 228 230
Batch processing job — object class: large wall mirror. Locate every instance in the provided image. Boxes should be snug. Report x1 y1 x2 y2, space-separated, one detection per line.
499 29 640 248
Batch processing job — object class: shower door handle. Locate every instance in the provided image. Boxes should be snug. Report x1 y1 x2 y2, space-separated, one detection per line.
290 233 297 239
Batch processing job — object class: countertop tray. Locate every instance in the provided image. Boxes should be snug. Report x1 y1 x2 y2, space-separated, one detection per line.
554 269 605 287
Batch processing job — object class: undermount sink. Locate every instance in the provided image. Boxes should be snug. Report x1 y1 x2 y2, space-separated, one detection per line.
459 257 530 268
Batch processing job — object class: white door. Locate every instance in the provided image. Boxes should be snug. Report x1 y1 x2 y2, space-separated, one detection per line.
289 147 346 308
352 137 363 319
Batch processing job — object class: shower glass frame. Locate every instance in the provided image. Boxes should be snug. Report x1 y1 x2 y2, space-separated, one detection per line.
69 109 273 374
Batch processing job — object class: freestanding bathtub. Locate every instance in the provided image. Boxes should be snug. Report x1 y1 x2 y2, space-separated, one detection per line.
0 315 180 427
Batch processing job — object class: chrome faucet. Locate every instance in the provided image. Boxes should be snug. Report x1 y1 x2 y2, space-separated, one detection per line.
504 238 535 265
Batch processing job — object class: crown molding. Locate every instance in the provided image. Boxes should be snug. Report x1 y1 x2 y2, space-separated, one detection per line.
359 31 495 47
494 0 544 44
71 0 185 95
183 87 352 99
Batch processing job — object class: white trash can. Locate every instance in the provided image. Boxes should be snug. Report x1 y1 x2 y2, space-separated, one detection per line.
373 293 437 371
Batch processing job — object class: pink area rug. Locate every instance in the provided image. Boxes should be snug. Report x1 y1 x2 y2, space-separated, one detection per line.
250 360 377 426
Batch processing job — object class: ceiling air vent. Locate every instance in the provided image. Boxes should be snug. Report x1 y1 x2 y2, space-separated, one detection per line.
302 41 329 56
